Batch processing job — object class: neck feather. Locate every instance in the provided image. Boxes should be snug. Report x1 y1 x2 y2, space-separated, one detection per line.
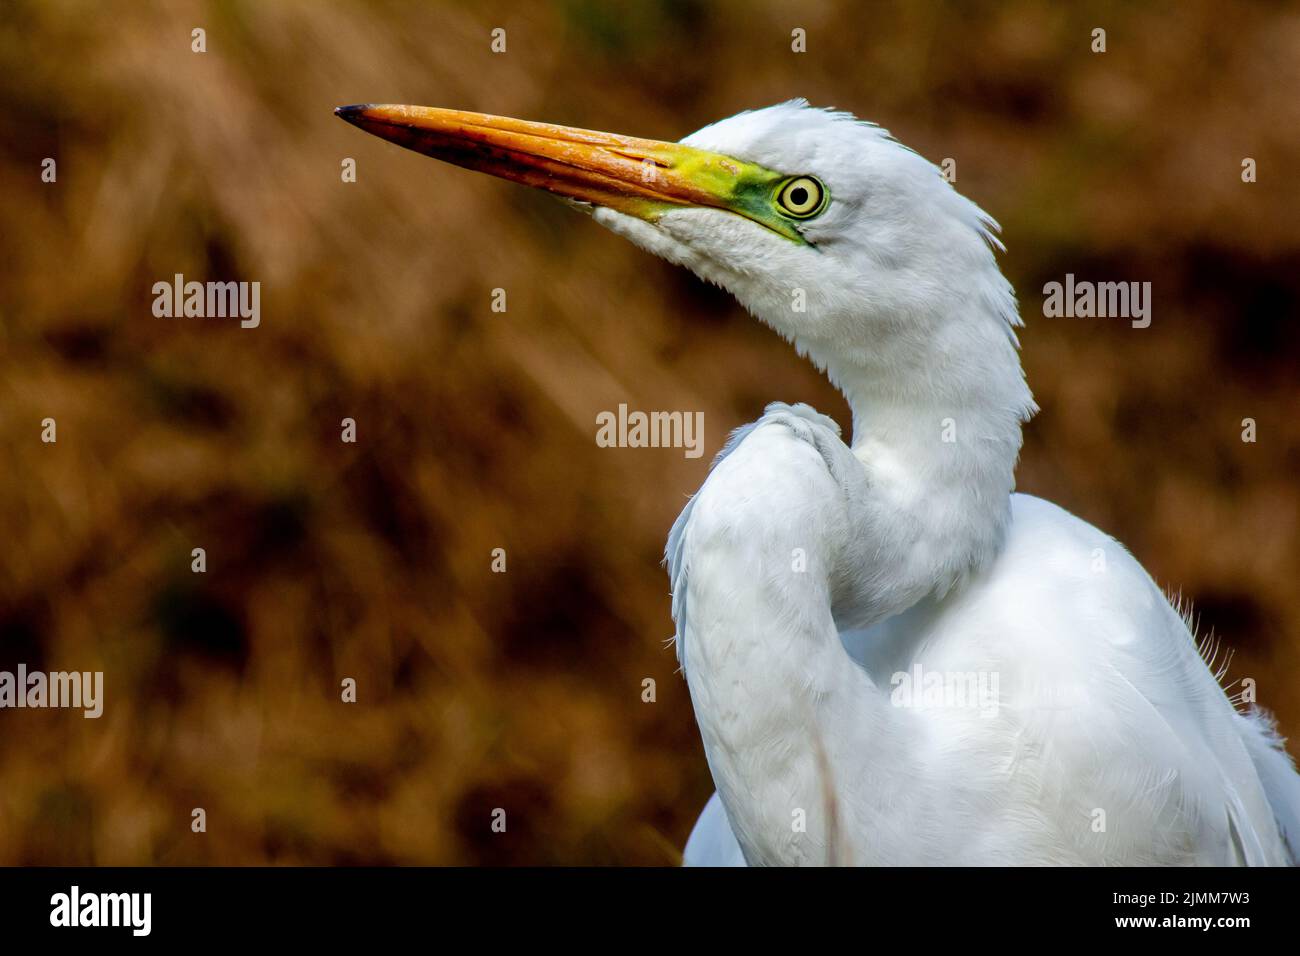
809 297 1035 624
672 247 1036 863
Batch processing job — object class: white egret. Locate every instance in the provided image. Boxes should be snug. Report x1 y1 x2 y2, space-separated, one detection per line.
337 101 1300 866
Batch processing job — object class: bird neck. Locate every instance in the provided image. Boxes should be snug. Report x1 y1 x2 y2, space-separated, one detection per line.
811 305 1034 625
675 240 1036 861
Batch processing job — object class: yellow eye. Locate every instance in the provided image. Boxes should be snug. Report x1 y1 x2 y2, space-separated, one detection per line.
776 176 827 218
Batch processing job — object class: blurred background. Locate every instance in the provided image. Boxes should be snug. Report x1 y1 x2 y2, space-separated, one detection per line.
1 0 1298 864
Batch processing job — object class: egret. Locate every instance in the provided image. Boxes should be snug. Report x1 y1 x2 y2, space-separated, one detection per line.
336 100 1300 866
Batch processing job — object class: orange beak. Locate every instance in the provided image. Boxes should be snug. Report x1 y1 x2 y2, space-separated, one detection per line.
334 104 803 240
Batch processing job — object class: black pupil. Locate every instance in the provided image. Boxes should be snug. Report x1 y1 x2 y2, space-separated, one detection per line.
789 186 809 207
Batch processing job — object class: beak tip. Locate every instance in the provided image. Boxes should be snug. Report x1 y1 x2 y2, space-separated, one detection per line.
334 104 371 124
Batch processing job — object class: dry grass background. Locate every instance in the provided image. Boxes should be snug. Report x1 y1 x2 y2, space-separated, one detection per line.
0 0 1297 864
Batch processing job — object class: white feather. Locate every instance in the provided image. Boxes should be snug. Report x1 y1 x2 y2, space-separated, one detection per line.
600 102 1300 866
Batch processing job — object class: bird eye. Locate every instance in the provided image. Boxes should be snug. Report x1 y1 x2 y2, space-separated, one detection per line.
775 176 827 219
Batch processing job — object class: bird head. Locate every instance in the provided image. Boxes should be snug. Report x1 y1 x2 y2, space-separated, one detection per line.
335 100 1015 378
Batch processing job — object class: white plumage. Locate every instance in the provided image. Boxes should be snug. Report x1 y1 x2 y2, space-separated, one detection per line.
593 102 1300 866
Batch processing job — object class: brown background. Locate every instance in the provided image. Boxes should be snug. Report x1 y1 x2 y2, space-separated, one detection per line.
1 0 1297 864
